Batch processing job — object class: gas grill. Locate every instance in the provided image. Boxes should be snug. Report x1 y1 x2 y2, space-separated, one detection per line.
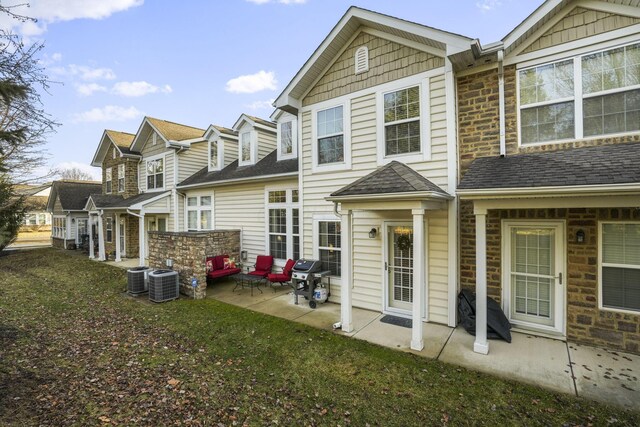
292 259 330 308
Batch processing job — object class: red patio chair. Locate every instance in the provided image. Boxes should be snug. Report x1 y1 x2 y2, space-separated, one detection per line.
247 255 274 278
267 258 295 291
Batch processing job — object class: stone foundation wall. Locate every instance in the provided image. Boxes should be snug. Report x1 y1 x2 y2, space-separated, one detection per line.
459 207 640 353
148 230 240 298
52 237 67 249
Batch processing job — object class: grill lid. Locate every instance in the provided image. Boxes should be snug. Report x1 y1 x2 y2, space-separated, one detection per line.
293 259 321 272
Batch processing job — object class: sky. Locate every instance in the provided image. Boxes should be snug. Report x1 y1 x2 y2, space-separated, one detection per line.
0 0 542 181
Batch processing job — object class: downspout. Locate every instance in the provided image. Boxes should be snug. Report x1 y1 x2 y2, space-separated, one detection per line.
173 150 179 232
498 49 506 157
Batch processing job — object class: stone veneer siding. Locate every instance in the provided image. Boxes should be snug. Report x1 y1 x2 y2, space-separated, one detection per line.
51 237 73 250
147 230 240 299
303 32 444 106
102 213 139 259
102 143 139 199
457 66 640 353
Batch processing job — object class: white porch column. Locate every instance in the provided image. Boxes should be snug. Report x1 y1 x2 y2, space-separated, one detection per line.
115 213 122 262
88 215 95 259
411 209 425 351
340 209 353 333
474 207 489 355
138 213 146 267
97 211 106 261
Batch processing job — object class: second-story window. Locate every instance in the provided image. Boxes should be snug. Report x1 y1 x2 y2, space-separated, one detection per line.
105 167 112 194
118 164 125 193
281 122 293 155
317 105 344 164
146 158 164 190
383 86 421 156
240 131 252 164
210 139 218 170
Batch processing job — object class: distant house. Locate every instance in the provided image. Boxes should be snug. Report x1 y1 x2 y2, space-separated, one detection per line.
46 180 101 249
16 183 52 230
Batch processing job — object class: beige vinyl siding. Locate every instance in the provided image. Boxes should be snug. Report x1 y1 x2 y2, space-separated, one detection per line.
138 132 175 191
178 141 208 182
214 178 297 266
522 7 640 53
68 215 76 241
222 137 238 168
301 72 450 321
257 129 277 161
53 197 64 215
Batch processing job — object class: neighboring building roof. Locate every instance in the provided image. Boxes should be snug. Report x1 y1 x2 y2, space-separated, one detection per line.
146 117 205 141
178 150 298 188
89 191 168 209
14 183 52 197
48 180 102 212
245 115 276 129
330 161 450 198
211 125 238 137
458 142 640 191
105 130 138 155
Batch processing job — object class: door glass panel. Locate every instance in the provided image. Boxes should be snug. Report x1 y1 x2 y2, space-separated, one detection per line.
388 225 413 311
510 227 555 327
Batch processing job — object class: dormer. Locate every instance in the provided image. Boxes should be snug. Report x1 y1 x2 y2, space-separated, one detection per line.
203 125 239 172
90 130 140 198
232 114 277 167
271 109 298 161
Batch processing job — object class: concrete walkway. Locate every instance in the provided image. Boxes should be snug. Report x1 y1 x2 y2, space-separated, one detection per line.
207 280 639 410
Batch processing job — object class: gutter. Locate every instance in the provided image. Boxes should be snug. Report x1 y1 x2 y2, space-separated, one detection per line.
457 182 640 199
177 171 298 190
325 191 454 203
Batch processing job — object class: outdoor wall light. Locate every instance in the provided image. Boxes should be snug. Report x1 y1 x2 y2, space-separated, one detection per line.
240 250 248 261
71 218 75 223
576 229 585 244
166 258 173 268
369 228 378 239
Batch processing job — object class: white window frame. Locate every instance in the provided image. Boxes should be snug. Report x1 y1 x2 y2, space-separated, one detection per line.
312 214 342 282
598 221 640 315
76 218 88 243
185 192 214 231
311 100 351 173
264 187 300 265
376 78 430 165
52 215 66 239
118 163 125 193
105 167 112 194
208 137 224 172
145 153 165 191
277 119 297 161
517 40 640 147
238 130 257 166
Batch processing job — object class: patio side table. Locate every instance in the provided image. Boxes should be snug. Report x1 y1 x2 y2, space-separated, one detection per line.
232 273 264 296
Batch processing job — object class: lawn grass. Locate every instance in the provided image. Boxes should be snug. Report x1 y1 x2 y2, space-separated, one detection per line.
0 248 638 426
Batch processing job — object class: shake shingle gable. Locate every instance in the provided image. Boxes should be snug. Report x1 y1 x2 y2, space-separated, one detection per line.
458 142 640 190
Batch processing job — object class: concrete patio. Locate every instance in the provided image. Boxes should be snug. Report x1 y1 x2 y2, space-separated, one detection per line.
206 279 640 410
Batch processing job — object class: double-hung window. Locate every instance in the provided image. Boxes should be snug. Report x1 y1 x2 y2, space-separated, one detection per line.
105 217 113 243
601 223 640 313
209 139 219 170
383 86 421 156
186 195 213 231
317 106 344 164
318 221 341 277
105 167 112 194
117 164 125 193
146 157 164 190
277 120 297 160
53 217 66 238
519 42 640 145
266 189 299 261
239 131 256 166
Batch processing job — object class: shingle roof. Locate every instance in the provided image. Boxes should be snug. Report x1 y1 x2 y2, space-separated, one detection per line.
91 191 168 209
178 150 298 188
458 142 640 190
330 161 449 197
212 125 238 137
246 115 276 129
147 117 205 141
105 130 138 155
53 181 102 211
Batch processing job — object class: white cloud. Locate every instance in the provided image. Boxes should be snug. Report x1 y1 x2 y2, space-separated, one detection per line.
76 83 108 96
0 0 144 37
111 81 172 97
53 64 117 81
476 0 502 11
54 161 101 180
225 71 277 94
72 105 142 123
246 99 275 110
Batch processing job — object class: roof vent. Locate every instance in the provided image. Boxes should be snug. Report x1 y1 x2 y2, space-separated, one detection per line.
354 46 369 75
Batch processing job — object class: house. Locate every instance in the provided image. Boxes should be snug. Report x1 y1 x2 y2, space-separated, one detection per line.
86 118 207 263
46 180 101 249
274 7 469 351
16 183 52 230
455 0 640 354
176 113 298 267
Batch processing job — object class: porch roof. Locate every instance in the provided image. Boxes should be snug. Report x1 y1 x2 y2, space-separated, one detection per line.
328 161 451 201
89 191 168 210
459 142 640 193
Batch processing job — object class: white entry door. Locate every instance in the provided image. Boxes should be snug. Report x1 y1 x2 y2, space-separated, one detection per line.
503 222 565 334
384 223 414 315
